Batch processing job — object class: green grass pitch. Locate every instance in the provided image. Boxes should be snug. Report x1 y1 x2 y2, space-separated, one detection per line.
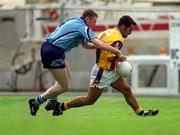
0 95 180 135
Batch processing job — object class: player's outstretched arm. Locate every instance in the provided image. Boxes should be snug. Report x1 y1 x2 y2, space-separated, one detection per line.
91 38 121 57
82 43 96 49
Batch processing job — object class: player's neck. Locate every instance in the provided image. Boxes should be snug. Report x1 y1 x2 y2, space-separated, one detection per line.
114 26 122 34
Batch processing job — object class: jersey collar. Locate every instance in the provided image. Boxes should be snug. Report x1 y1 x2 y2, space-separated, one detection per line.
114 26 121 34
80 17 88 26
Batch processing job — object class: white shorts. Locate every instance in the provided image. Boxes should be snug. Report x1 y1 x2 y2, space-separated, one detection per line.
90 64 120 89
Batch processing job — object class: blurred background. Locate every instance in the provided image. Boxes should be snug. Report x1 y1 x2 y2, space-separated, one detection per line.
0 0 180 95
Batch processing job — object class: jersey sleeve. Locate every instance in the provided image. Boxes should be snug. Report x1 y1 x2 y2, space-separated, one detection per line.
106 40 123 60
80 26 97 44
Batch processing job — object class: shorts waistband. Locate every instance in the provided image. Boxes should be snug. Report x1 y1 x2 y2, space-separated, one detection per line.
43 41 65 53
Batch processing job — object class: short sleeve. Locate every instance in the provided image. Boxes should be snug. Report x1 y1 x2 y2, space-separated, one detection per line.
80 26 97 44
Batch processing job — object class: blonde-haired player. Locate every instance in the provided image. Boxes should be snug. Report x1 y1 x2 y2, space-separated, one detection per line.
53 15 159 116
28 9 125 116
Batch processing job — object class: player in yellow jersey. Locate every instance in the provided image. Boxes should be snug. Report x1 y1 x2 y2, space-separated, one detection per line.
53 15 159 116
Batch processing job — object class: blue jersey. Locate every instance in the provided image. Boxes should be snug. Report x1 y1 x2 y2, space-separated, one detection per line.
45 17 97 53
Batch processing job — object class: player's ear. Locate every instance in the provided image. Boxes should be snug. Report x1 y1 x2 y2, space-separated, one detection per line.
119 24 126 29
119 24 126 30
122 24 127 30
84 16 89 22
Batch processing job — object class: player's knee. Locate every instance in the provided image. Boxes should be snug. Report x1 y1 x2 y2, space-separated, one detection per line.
61 87 69 92
60 84 70 91
58 89 68 94
55 81 70 92
61 84 70 91
54 84 69 94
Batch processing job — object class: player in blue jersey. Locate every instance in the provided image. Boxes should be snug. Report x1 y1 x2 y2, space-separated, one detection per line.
28 9 126 116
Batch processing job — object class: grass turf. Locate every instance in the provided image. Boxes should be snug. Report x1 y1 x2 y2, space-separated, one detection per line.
0 95 180 135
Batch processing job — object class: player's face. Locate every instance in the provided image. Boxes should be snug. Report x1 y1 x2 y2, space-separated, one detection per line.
122 24 134 38
86 16 97 29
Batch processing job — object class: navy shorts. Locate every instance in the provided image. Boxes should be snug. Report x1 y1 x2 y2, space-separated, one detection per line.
41 42 66 69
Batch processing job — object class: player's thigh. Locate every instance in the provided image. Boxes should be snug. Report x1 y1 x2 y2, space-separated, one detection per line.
86 87 103 102
50 68 70 89
110 77 130 92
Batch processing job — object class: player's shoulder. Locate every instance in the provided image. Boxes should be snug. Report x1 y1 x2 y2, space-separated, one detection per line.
66 17 85 25
112 28 124 41
107 28 123 39
105 28 120 36
103 30 123 45
66 17 87 30
105 28 116 34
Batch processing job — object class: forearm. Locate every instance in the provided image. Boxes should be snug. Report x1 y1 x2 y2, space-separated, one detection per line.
91 38 121 57
82 43 96 49
98 42 121 56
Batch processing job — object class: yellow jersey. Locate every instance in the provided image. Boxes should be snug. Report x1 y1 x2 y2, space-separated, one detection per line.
96 28 124 70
